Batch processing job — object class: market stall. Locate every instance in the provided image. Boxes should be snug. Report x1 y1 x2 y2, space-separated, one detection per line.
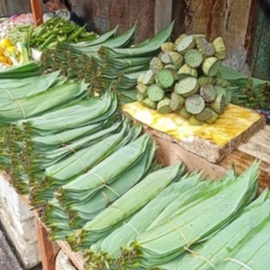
0 1 269 270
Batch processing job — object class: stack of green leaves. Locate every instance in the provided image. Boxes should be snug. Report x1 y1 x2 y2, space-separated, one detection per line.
42 131 156 240
40 25 136 97
85 171 203 269
0 69 69 192
158 188 270 270
135 34 232 125
0 75 87 124
116 162 259 269
43 198 72 241
4 91 119 195
50 22 174 102
30 116 143 207
215 216 270 270
0 61 41 79
67 163 186 250
85 170 234 269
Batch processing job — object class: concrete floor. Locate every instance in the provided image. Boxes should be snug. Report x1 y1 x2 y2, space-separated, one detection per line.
0 227 42 270
0 229 23 270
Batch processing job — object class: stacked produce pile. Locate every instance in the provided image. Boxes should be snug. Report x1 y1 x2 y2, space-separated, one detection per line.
135 34 232 125
30 17 97 50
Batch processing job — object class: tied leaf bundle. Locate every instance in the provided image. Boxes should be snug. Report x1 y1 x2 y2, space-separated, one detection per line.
68 163 185 250
118 162 259 269
159 189 270 270
215 217 270 270
1 90 119 194
30 116 140 207
53 131 154 232
0 61 41 79
136 34 232 125
85 172 202 269
0 81 88 123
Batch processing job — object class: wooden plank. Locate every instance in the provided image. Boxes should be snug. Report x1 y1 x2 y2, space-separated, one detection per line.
4 0 31 15
219 149 270 192
154 0 173 33
183 0 228 39
222 0 252 50
0 0 8 16
29 0 43 26
244 0 259 64
36 220 56 270
238 125 270 164
155 136 228 179
57 241 85 270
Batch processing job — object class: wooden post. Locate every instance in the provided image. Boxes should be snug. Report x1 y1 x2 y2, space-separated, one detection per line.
0 0 8 16
245 0 260 64
154 0 173 33
30 0 44 26
36 219 56 270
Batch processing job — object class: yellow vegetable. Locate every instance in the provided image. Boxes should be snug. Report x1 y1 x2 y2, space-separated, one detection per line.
0 47 5 56
0 38 13 49
6 46 18 56
0 56 9 63
7 57 13 65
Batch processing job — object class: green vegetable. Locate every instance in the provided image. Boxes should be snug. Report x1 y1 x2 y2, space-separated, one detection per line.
147 84 165 102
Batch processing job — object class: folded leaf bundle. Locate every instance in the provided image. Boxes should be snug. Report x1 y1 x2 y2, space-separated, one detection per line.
86 172 201 269
17 91 118 136
73 163 185 249
57 134 155 211
124 162 259 268
0 81 89 123
159 189 270 270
